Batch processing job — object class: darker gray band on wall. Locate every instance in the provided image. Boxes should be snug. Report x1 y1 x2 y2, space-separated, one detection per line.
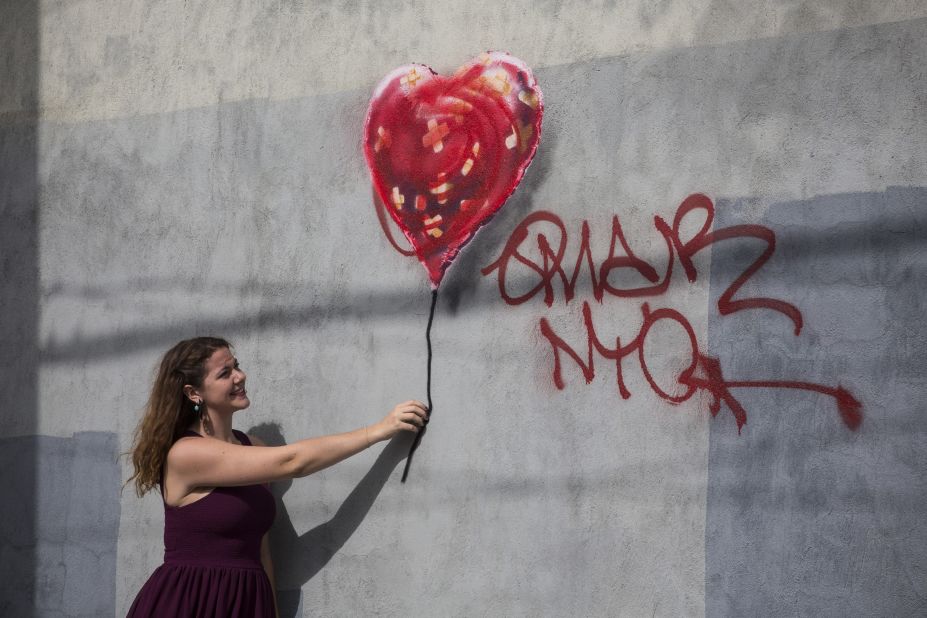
0 433 122 616
706 188 927 617
0 0 39 615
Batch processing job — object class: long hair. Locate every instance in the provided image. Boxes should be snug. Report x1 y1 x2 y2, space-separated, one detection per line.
128 336 231 496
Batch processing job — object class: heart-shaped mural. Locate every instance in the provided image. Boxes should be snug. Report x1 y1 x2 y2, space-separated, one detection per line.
364 52 543 288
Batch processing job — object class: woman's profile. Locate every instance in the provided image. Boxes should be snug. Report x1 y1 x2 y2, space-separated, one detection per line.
125 336 427 617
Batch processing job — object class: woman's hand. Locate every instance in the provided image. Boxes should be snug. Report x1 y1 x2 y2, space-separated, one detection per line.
369 400 429 443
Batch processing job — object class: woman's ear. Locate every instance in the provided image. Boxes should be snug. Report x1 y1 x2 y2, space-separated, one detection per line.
183 385 201 404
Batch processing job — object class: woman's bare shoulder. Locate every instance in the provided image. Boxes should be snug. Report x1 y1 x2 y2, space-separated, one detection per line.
166 434 214 464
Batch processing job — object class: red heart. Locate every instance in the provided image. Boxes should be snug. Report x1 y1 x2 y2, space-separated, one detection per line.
364 52 543 288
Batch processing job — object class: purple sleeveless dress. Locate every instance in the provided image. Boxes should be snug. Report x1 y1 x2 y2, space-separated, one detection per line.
127 430 277 617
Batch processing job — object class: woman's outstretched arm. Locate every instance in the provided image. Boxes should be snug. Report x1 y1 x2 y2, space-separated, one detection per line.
165 400 428 492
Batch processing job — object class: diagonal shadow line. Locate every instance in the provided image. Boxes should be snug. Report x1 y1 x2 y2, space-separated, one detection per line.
42 192 927 303
42 197 927 307
41 189 926 365
39 288 471 364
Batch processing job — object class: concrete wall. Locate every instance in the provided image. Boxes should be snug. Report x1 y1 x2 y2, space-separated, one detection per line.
1 1 925 616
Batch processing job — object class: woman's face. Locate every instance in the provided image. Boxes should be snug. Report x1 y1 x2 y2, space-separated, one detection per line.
191 347 250 414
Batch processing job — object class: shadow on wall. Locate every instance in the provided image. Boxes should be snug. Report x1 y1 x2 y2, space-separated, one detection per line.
0 432 121 617
705 187 927 617
0 0 39 615
248 422 414 618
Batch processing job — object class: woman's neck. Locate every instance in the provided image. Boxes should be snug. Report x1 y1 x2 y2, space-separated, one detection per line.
197 410 237 443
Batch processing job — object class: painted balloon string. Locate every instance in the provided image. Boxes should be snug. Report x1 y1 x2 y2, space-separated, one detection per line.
401 289 438 483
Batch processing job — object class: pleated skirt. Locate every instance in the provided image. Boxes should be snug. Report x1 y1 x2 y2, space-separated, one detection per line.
127 562 274 617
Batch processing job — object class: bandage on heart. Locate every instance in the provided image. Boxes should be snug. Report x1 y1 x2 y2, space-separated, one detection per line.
364 52 543 288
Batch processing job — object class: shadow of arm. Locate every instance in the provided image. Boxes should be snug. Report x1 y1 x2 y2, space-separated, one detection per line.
247 422 412 590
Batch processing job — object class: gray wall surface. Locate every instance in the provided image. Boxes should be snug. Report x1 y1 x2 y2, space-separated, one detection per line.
706 188 927 616
1 2 925 616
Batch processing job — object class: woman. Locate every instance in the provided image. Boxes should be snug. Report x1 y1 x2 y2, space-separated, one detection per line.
126 336 428 617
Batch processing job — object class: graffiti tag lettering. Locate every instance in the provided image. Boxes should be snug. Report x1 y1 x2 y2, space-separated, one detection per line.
481 194 862 432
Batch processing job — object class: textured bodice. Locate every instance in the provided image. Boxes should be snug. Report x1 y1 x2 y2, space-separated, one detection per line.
162 430 276 569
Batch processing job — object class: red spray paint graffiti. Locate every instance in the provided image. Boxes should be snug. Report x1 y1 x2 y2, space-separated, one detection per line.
480 194 862 432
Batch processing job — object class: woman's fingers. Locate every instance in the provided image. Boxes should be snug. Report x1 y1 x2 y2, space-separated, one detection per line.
393 401 428 432
400 400 428 415
399 412 424 429
400 401 429 420
380 400 429 436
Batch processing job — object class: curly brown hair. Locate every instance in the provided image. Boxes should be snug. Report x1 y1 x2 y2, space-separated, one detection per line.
127 336 231 496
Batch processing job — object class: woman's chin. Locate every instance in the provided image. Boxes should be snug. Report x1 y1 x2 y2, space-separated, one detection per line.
231 397 251 410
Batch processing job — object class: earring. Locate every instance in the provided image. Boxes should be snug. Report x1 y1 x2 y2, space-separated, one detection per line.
194 401 201 414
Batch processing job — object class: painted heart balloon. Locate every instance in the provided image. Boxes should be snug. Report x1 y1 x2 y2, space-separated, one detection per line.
364 52 543 288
